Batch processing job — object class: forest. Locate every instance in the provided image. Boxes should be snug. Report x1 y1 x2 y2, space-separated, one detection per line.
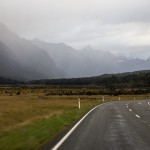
29 70 150 88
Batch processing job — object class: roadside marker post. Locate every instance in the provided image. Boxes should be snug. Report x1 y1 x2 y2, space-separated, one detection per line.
102 96 104 103
119 96 120 101
78 98 80 109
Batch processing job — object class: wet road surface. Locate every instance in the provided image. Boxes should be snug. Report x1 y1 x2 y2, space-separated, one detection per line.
52 100 150 150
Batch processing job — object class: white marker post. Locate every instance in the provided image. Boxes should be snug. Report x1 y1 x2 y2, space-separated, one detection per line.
102 96 105 103
119 96 120 101
78 98 81 109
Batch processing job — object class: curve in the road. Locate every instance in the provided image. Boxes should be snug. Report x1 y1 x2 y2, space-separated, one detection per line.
51 100 150 150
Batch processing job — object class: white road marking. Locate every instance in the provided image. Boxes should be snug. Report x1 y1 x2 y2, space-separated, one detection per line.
138 102 141 105
126 106 129 108
51 103 104 150
129 109 132 112
135 114 141 118
148 102 150 105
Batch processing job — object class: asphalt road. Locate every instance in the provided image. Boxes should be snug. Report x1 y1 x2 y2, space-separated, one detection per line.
52 100 150 150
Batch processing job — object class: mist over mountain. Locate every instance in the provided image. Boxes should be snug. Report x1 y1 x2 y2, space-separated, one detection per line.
0 41 24 79
33 39 120 77
33 39 150 78
0 23 65 80
0 23 150 80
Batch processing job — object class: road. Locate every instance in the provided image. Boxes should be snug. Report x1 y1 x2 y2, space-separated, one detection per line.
51 100 150 150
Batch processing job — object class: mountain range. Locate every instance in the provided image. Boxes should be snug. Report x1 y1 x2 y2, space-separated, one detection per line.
0 22 150 80
32 39 150 78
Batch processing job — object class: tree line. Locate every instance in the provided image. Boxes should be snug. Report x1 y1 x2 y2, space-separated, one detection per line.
29 70 150 89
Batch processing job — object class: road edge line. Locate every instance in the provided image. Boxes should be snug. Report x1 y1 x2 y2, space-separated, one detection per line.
51 103 104 150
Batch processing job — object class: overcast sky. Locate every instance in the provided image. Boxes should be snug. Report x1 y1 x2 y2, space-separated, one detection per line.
0 0 150 58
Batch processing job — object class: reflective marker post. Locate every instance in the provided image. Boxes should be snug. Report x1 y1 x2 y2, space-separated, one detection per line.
102 96 104 103
78 98 80 109
119 96 120 101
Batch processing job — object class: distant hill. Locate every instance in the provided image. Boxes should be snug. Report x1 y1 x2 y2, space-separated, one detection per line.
0 23 65 80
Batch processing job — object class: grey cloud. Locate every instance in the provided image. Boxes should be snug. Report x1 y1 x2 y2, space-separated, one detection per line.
0 0 150 58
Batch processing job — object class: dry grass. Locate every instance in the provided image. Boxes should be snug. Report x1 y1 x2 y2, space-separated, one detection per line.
0 93 100 132
0 95 79 132
0 89 150 132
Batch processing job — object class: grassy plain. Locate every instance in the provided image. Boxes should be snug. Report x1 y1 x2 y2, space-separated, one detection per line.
0 86 150 149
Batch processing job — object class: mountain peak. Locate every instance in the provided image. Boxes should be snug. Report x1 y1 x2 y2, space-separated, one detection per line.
32 38 40 42
82 45 93 51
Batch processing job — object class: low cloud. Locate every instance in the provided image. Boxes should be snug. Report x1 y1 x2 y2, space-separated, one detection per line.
0 0 150 58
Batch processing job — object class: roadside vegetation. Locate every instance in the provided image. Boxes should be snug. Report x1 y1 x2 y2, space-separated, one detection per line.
0 86 150 149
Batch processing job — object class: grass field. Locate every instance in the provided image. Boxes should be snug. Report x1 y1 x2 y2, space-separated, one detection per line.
0 86 150 150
